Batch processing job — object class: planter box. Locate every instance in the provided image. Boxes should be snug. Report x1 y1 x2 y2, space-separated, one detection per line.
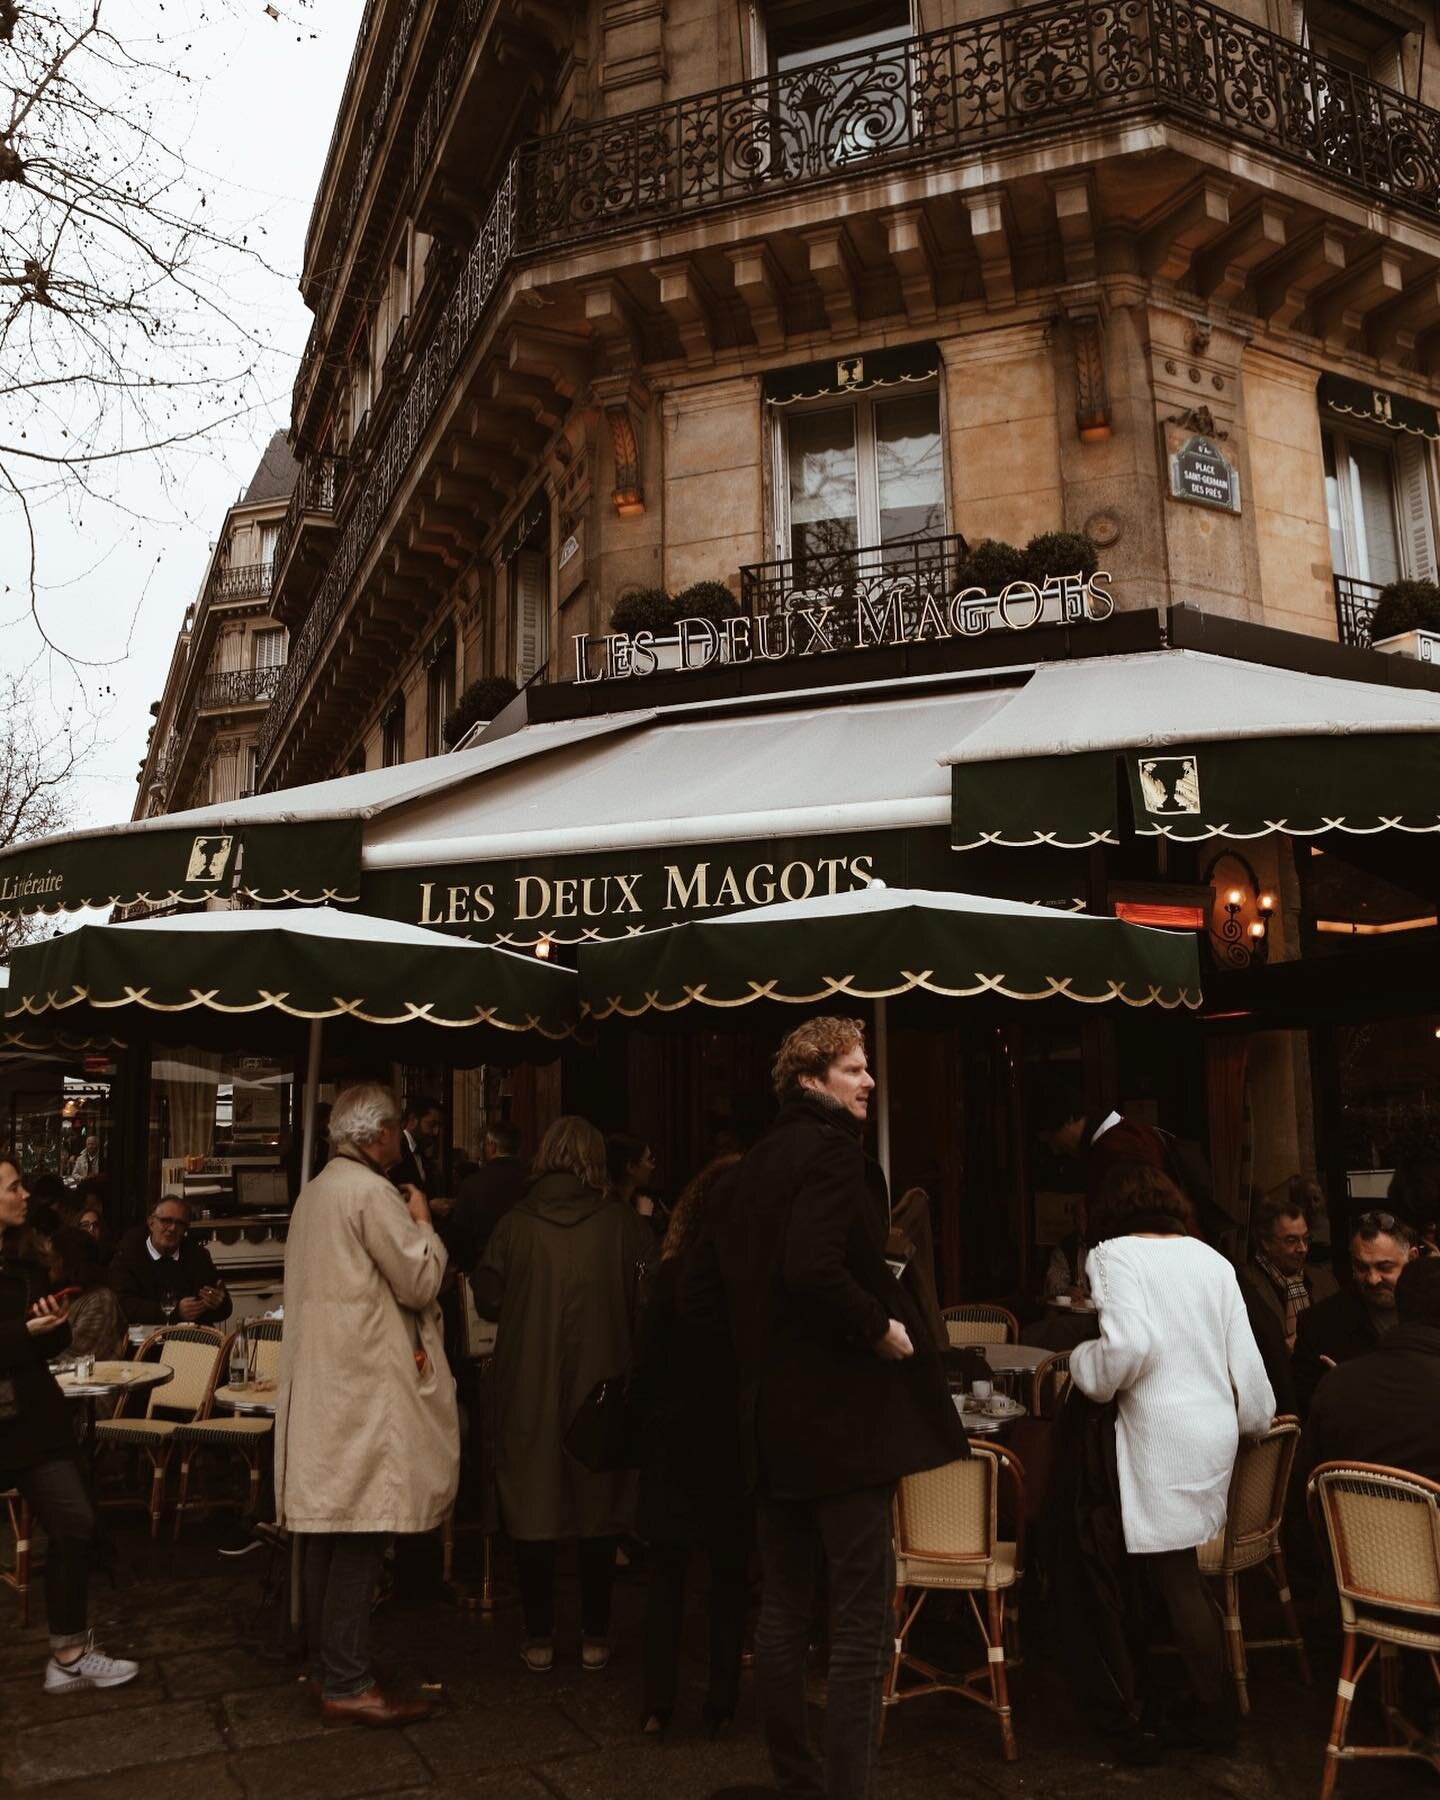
1372 628 1440 664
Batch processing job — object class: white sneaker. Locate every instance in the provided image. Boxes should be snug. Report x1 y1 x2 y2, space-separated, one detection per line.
44 1638 139 1693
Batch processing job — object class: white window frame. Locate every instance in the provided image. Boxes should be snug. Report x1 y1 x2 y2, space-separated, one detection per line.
753 0 916 77
1322 415 1437 586
251 627 288 671
770 381 947 562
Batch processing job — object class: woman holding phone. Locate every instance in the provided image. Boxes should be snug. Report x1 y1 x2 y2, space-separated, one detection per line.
0 1155 138 1692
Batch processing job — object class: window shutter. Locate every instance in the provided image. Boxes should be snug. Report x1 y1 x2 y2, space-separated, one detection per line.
1396 435 1438 582
513 550 546 685
1290 1 1307 44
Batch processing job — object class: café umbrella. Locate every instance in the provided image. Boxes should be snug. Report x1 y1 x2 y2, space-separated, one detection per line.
579 882 1203 1179
4 906 579 1181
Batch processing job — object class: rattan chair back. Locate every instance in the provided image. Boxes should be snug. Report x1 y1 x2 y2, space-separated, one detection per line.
246 1317 283 1343
942 1304 1018 1347
896 1447 998 1566
1033 1351 1072 1418
1313 1463 1440 1619
1222 1418 1299 1557
142 1326 224 1419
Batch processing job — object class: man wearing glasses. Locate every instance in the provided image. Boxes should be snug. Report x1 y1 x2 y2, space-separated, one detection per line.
108 1195 232 1327
1238 1182 1337 1356
1293 1210 1419 1416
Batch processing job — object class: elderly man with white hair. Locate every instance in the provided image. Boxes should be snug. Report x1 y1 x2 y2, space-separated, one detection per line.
276 1082 459 1728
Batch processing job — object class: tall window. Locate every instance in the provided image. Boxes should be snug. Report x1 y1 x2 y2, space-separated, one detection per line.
426 638 456 756
1322 423 1435 591
258 524 279 571
381 698 405 768
509 549 549 686
760 1 915 168
251 628 287 670
778 388 944 571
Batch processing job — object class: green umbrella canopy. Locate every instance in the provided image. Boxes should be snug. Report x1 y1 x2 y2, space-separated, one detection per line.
4 906 578 1038
579 884 1203 1019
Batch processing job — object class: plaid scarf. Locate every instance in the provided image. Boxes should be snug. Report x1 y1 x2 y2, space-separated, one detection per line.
1255 1249 1311 1352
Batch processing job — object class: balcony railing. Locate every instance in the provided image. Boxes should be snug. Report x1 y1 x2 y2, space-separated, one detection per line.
209 561 273 604
199 665 287 710
740 535 972 641
273 454 342 587
1334 573 1384 647
260 0 1440 770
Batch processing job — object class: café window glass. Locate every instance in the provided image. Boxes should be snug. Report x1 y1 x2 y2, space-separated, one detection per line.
777 386 945 578
1322 421 1436 593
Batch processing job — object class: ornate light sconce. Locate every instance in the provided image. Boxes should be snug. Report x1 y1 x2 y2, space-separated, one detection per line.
1205 851 1275 970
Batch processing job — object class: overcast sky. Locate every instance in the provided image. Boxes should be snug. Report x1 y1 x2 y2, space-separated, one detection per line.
5 0 363 831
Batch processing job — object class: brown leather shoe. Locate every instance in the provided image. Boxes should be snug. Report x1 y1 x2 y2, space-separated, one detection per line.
321 1684 433 1729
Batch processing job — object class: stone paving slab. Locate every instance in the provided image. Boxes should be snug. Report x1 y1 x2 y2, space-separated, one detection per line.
9 1697 225 1785
11 1752 247 1800
401 1699 596 1775
228 1729 431 1799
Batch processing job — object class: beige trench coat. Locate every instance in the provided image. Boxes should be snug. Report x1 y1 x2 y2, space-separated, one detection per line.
276 1149 459 1534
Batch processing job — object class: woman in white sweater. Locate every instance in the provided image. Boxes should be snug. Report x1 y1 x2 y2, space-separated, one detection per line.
1070 1164 1274 1758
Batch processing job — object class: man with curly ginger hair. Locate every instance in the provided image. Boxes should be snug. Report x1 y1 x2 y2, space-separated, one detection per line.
684 1015 967 1800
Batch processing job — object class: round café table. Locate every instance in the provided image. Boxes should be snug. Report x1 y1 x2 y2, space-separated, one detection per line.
212 1381 277 1417
53 1359 174 1465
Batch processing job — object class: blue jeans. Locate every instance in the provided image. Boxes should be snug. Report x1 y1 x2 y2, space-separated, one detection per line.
13 1456 95 1650
303 1532 387 1699
755 1484 895 1800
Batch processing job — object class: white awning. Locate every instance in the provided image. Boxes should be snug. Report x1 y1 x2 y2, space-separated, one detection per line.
365 687 1013 868
941 649 1440 766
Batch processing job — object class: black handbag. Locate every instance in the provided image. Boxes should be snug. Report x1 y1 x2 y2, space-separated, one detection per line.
564 1375 639 1472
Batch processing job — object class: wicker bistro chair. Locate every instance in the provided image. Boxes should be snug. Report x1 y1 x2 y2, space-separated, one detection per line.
1 1488 32 1626
941 1304 1019 1349
1309 1462 1440 1799
1031 1351 1072 1420
882 1445 1026 1761
95 1326 225 1537
1196 1418 1310 1714
171 1323 282 1539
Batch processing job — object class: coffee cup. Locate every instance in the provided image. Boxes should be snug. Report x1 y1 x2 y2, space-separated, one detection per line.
1053 1294 1072 1307
970 1379 992 1403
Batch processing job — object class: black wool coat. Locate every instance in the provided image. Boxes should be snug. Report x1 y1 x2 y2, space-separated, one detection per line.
1303 1322 1440 1487
1292 1288 1384 1418
0 1256 74 1475
631 1253 748 1546
682 1092 969 1501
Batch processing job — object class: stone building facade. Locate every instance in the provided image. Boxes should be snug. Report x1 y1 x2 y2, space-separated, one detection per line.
135 435 296 820
258 0 1440 794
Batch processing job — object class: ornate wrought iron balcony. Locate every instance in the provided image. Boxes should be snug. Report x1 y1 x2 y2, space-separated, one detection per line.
1333 573 1385 647
740 536 972 639
199 665 287 710
260 0 1440 773
209 561 273 604
272 455 342 592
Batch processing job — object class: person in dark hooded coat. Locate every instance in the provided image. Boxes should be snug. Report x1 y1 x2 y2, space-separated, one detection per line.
475 1115 653 1672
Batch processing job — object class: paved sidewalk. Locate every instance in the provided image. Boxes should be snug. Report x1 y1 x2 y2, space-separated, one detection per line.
0 1523 1430 1799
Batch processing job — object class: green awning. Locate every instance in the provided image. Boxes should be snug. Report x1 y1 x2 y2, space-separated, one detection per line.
947 650 1440 849
4 906 579 1037
0 821 362 917
579 884 1202 1018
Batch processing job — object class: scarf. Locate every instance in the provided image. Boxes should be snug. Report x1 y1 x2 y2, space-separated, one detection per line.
1255 1249 1311 1352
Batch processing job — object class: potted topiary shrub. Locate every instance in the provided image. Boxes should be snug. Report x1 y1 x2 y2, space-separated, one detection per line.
609 585 684 670
608 586 675 636
1368 578 1440 663
442 675 519 749
673 580 741 625
957 538 1028 596
1023 530 1099 585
